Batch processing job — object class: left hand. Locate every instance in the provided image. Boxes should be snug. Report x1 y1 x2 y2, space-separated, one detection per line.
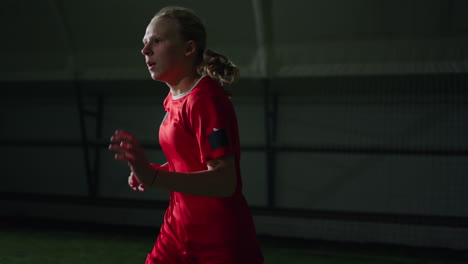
128 171 145 191
108 130 154 185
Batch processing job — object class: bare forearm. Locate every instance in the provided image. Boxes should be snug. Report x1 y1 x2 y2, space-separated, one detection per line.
109 131 236 197
159 169 235 197
143 166 236 197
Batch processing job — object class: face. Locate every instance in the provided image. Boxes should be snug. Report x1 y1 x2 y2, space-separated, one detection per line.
141 17 188 82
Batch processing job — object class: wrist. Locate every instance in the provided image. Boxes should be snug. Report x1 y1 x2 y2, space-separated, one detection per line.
150 167 159 187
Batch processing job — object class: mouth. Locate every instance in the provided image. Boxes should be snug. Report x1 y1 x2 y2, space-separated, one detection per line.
147 61 156 69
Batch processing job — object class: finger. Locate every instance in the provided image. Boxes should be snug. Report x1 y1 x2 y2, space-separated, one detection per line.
109 140 134 154
115 152 137 164
110 135 136 146
120 141 133 149
109 142 135 155
110 135 121 143
108 143 128 153
114 131 139 146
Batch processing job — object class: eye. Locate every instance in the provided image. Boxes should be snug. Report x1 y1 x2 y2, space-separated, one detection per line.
154 38 161 43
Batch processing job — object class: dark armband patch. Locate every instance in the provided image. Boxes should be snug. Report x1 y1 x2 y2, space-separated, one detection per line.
208 128 229 150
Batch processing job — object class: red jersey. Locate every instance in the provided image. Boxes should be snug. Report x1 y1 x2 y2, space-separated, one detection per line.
147 76 264 264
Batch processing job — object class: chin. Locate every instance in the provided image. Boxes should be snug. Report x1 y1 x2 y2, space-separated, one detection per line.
149 71 162 81
152 72 172 83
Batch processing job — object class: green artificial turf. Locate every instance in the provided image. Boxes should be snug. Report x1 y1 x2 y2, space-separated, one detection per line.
0 226 465 264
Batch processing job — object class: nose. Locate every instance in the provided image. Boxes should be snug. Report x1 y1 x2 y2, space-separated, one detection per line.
141 43 152 56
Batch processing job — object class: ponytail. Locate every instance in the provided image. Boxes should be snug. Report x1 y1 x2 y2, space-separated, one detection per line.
197 49 239 87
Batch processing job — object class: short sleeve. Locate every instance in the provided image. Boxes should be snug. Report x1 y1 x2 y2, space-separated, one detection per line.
188 94 235 165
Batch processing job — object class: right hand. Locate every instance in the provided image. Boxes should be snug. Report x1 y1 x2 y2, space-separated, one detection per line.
128 171 145 192
109 130 154 185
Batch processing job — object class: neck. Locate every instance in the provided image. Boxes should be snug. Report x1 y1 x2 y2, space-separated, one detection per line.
166 71 201 97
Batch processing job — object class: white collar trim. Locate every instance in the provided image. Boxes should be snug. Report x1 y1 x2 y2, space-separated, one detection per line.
172 75 206 100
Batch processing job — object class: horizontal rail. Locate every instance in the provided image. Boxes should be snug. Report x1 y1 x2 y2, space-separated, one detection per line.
1 140 468 156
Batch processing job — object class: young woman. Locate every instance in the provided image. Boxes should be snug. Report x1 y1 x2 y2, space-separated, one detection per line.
108 6 264 264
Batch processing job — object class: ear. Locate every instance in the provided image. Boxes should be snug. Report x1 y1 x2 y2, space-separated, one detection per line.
184 40 197 57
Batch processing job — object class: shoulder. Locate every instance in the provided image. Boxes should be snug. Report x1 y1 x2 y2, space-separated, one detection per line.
187 76 228 108
190 76 222 97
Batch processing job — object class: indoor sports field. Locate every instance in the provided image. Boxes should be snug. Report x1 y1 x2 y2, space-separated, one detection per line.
2 1 468 264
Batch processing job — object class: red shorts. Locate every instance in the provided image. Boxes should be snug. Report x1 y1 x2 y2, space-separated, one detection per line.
145 229 263 264
145 191 263 264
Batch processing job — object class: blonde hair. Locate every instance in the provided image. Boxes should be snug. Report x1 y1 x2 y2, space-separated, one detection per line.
154 6 239 87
